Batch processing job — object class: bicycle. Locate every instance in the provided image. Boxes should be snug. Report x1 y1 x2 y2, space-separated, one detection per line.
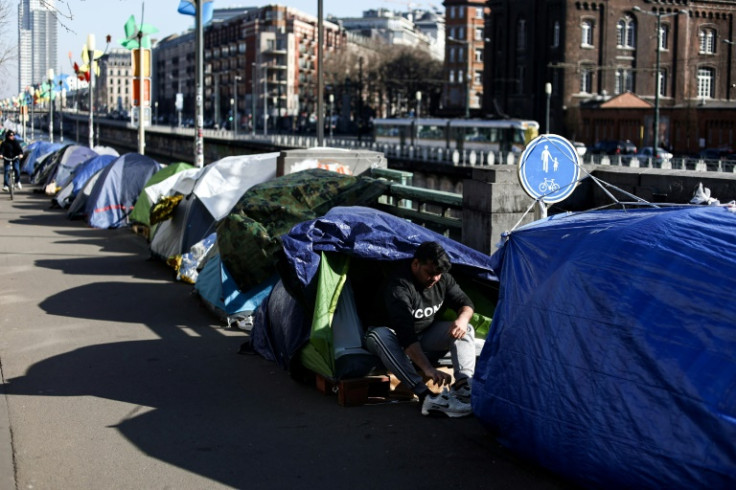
3 155 20 200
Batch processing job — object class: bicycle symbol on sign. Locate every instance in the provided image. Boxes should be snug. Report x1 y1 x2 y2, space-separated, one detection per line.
538 178 560 193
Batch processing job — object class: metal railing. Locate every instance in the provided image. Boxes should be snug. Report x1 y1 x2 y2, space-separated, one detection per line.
369 167 463 240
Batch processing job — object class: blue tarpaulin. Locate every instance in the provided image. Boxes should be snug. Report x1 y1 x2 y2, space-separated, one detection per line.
474 205 736 489
281 206 498 287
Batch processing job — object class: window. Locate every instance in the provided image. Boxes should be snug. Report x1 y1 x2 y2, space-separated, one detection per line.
449 70 455 83
449 47 455 63
458 47 464 61
475 8 484 20
449 6 456 19
518 19 527 51
659 25 670 50
581 20 594 47
474 71 482 85
458 27 465 40
475 28 484 41
552 21 560 48
474 49 483 62
458 70 464 83
614 69 634 94
580 67 593 93
700 28 716 54
658 69 667 97
616 15 636 49
697 67 714 98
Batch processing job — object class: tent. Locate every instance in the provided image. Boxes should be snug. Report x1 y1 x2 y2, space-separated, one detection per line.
20 141 63 175
218 168 389 295
148 153 278 261
473 205 736 489
30 145 69 184
129 162 194 226
83 153 161 228
41 145 98 193
58 154 117 210
252 205 498 381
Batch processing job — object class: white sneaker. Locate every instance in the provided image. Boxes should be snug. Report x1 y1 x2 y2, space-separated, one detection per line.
2 186 8 192
16 182 21 190
451 381 472 405
421 388 472 418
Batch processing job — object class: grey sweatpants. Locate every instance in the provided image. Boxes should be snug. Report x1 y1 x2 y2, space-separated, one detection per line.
364 321 475 396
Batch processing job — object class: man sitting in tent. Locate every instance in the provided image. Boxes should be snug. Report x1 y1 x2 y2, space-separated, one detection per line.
364 241 475 418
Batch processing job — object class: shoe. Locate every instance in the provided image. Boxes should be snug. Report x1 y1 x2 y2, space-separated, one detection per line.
2 186 7 192
16 182 21 190
421 388 472 418
451 381 472 405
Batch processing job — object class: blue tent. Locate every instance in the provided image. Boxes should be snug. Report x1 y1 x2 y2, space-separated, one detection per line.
253 206 498 378
69 154 117 197
21 141 63 175
84 153 160 229
282 205 498 287
473 205 736 489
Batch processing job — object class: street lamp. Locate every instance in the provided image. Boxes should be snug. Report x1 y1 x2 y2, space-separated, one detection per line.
251 62 257 136
233 75 242 137
633 6 686 153
329 93 334 138
47 68 54 142
87 33 95 149
414 91 422 144
59 82 65 142
544 82 552 134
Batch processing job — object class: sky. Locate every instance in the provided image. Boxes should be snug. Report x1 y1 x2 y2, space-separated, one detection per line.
1 0 374 98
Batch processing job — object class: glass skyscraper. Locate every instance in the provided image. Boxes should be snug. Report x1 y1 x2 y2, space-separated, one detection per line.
17 0 58 92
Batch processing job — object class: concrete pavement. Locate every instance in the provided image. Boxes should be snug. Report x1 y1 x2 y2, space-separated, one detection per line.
0 184 572 489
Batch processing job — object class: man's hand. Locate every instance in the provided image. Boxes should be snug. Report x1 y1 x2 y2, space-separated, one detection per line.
424 366 452 387
449 321 468 339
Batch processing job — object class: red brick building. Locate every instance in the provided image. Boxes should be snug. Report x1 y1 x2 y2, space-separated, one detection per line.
484 0 736 154
442 0 488 117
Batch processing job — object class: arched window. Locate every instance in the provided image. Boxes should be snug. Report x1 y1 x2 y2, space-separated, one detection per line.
614 69 634 94
697 67 715 98
580 67 593 93
581 20 594 47
616 15 636 49
699 28 716 54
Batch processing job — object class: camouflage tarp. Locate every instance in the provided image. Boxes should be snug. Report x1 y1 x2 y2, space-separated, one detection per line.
217 168 388 293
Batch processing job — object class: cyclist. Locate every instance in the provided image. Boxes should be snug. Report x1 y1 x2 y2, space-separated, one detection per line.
2 130 23 191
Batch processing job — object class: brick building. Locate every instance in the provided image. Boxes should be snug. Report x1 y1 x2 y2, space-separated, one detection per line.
442 0 487 117
484 0 736 154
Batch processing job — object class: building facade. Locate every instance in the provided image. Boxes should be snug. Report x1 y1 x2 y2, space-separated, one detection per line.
97 49 133 115
442 0 487 116
17 0 58 93
153 5 345 131
484 0 736 154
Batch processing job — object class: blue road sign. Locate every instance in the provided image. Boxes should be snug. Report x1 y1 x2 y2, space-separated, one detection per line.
518 134 581 203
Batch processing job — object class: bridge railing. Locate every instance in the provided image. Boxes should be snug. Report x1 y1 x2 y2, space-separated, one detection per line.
368 167 463 240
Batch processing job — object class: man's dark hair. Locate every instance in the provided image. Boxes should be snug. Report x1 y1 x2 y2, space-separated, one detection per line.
414 241 452 273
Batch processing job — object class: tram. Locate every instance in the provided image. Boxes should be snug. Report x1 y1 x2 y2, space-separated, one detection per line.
372 118 540 154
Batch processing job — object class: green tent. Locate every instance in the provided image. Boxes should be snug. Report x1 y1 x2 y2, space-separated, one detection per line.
130 162 194 226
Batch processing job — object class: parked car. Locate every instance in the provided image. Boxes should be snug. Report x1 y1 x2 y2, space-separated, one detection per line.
698 148 732 160
589 139 637 156
634 147 673 161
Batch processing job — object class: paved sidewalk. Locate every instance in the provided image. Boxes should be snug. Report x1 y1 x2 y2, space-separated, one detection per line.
0 185 570 489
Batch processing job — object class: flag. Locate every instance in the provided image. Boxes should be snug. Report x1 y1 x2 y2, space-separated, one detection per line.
177 0 215 25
